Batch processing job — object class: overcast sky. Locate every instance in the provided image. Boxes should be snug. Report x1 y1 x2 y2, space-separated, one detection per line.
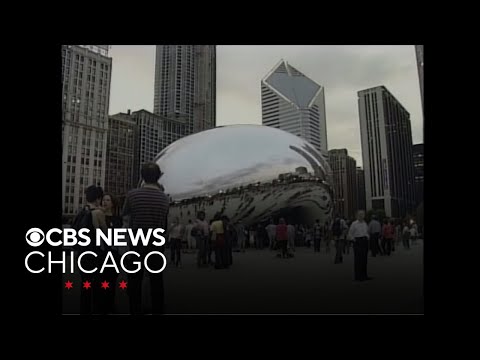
108 45 423 167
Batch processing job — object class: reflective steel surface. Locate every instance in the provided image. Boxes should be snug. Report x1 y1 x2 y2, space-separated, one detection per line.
154 125 333 226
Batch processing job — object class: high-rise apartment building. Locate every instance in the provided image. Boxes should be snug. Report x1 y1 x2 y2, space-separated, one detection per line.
153 45 216 135
132 109 186 185
105 112 137 205
413 143 424 207
62 45 112 216
358 86 416 218
356 167 367 213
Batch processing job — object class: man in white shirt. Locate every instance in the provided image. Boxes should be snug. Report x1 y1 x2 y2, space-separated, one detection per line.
185 219 195 253
265 221 277 250
347 211 372 281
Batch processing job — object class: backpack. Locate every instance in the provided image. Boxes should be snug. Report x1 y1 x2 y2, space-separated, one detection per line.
71 206 95 250
332 219 342 236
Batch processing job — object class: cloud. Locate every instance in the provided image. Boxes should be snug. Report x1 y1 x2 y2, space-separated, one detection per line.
108 45 423 167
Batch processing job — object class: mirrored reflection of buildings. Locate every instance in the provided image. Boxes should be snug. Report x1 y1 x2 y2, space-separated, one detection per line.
62 45 112 217
154 125 334 227
261 60 328 159
413 143 424 207
356 167 367 212
167 167 333 227
328 149 358 219
358 86 416 218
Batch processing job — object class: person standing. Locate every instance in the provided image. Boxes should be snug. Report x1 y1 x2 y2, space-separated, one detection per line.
193 211 209 267
249 227 255 249
169 218 185 267
381 219 394 256
211 213 227 269
313 219 322 253
185 219 195 253
276 218 289 258
72 185 107 315
287 222 296 252
222 216 234 267
255 224 264 250
402 222 411 249
347 211 371 281
98 192 122 314
235 220 246 252
341 217 349 254
395 221 402 251
332 216 343 264
368 215 382 257
410 222 418 245
122 162 169 315
265 220 277 250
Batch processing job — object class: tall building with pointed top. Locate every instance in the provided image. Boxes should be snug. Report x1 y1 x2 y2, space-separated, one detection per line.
261 60 328 158
153 45 216 136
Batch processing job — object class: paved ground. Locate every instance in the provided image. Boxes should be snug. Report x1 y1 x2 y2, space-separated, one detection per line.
63 240 423 314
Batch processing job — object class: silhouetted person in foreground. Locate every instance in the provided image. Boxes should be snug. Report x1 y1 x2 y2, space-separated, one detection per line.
348 211 371 282
73 185 107 315
98 192 122 314
122 162 169 314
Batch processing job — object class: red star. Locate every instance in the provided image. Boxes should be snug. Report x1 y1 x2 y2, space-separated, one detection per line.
100 280 110 289
83 280 91 290
65 280 73 290
119 280 127 290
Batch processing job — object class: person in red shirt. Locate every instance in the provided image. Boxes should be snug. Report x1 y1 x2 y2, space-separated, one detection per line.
276 218 289 258
381 219 394 256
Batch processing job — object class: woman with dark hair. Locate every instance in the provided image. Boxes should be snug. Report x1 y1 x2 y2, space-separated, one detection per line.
92 192 121 314
102 193 122 228
211 213 227 269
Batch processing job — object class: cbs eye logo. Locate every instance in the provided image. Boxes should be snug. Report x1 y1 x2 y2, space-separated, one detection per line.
26 228 45 247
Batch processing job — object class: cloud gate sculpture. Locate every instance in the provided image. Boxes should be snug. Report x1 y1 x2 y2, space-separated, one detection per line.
154 125 334 227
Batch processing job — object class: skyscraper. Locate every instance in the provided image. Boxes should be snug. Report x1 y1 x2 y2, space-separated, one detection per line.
62 45 112 217
261 60 328 158
105 112 137 206
413 143 424 207
415 45 424 116
358 86 416 218
153 45 216 135
132 109 186 186
356 167 366 213
329 149 358 219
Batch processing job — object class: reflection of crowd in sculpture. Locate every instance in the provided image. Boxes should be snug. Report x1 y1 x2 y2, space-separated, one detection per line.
167 175 332 207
